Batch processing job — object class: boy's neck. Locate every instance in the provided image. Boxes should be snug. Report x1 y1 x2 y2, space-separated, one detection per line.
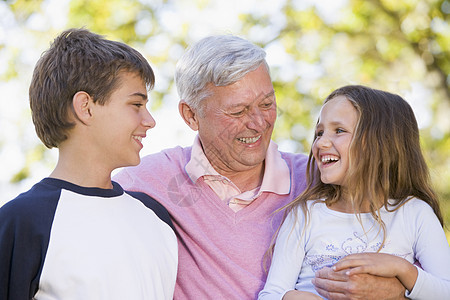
50 167 113 189
50 149 114 189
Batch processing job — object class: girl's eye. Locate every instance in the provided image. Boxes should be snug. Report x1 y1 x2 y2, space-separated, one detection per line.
336 128 345 133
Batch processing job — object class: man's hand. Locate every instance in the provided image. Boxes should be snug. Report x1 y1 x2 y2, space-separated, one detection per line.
332 253 417 292
312 267 407 300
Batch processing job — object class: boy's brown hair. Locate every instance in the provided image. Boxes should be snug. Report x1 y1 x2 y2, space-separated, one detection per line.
29 28 155 148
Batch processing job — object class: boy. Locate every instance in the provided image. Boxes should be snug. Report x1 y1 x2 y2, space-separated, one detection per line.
0 28 177 299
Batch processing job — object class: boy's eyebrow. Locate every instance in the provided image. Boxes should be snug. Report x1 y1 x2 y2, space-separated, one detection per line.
130 92 148 100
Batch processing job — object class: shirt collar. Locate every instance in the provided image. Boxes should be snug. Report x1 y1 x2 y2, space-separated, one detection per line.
185 135 291 195
185 136 221 181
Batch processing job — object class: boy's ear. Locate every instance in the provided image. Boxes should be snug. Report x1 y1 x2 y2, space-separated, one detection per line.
179 100 199 131
72 91 93 123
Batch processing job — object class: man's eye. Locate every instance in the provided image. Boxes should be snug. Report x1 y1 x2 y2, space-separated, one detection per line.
230 110 244 116
134 103 144 108
261 102 273 109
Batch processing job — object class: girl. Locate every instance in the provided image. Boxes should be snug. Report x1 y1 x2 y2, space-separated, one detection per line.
259 85 450 299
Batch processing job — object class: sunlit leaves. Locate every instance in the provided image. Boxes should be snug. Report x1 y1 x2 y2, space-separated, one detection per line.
68 0 145 43
1 0 449 227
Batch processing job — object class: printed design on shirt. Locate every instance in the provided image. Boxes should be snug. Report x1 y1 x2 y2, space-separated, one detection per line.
167 173 205 207
304 254 341 272
304 231 389 272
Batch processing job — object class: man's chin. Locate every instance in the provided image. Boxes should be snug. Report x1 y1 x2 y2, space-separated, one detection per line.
237 155 266 169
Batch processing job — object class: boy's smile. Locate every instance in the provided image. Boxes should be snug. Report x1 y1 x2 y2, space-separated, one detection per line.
91 72 155 170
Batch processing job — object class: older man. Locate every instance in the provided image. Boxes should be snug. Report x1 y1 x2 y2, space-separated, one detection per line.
114 35 405 299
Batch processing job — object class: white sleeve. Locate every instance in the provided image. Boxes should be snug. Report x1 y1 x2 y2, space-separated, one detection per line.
405 200 450 300
258 208 306 300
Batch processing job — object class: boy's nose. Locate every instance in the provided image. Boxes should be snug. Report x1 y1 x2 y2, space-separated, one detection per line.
143 109 156 129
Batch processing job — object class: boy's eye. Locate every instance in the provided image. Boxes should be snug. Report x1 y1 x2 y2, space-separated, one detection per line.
316 130 323 137
133 103 144 108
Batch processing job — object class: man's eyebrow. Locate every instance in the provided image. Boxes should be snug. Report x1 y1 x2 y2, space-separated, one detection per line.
264 90 275 98
227 90 276 108
257 90 275 101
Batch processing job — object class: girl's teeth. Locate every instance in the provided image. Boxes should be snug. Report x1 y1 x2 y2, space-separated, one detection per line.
321 155 339 163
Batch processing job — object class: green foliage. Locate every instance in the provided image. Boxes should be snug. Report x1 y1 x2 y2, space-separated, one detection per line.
10 166 29 183
249 0 450 235
8 0 45 21
10 144 47 183
68 0 143 42
2 0 449 238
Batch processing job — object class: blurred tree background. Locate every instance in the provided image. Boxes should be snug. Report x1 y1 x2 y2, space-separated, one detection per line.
0 0 449 240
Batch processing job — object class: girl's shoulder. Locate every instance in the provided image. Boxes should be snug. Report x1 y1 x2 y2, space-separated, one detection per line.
286 198 325 219
391 196 431 209
302 198 326 210
389 196 435 217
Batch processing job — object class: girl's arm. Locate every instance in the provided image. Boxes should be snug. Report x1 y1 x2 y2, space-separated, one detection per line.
258 209 306 300
404 200 450 299
283 290 323 300
334 199 450 299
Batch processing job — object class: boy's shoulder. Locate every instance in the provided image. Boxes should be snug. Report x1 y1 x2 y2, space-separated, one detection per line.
0 178 62 245
1 178 61 217
124 189 175 231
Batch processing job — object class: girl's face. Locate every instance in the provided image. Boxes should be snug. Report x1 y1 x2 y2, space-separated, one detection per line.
312 95 358 188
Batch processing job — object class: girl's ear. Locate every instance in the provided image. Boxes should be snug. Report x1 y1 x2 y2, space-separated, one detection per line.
72 91 93 124
179 100 199 131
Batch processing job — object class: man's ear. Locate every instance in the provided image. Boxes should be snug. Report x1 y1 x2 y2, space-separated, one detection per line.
179 100 199 131
72 91 93 124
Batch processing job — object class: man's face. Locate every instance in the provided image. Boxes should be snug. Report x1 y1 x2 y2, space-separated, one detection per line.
195 64 277 176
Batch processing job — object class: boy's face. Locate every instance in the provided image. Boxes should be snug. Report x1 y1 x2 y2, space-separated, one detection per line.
90 72 155 170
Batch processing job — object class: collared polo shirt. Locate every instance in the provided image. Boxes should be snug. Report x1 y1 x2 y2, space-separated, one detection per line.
185 136 290 211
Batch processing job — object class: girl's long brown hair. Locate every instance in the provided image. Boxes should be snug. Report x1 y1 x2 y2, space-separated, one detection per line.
266 85 443 265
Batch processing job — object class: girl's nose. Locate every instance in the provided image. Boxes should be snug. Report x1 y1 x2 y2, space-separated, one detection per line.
315 134 332 148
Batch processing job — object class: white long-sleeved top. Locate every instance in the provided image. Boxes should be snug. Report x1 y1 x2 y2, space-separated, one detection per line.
259 198 450 300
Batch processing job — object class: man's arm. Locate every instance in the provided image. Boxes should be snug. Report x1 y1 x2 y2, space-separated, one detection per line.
312 267 407 300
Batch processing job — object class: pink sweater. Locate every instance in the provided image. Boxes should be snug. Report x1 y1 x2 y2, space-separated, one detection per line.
114 145 308 299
